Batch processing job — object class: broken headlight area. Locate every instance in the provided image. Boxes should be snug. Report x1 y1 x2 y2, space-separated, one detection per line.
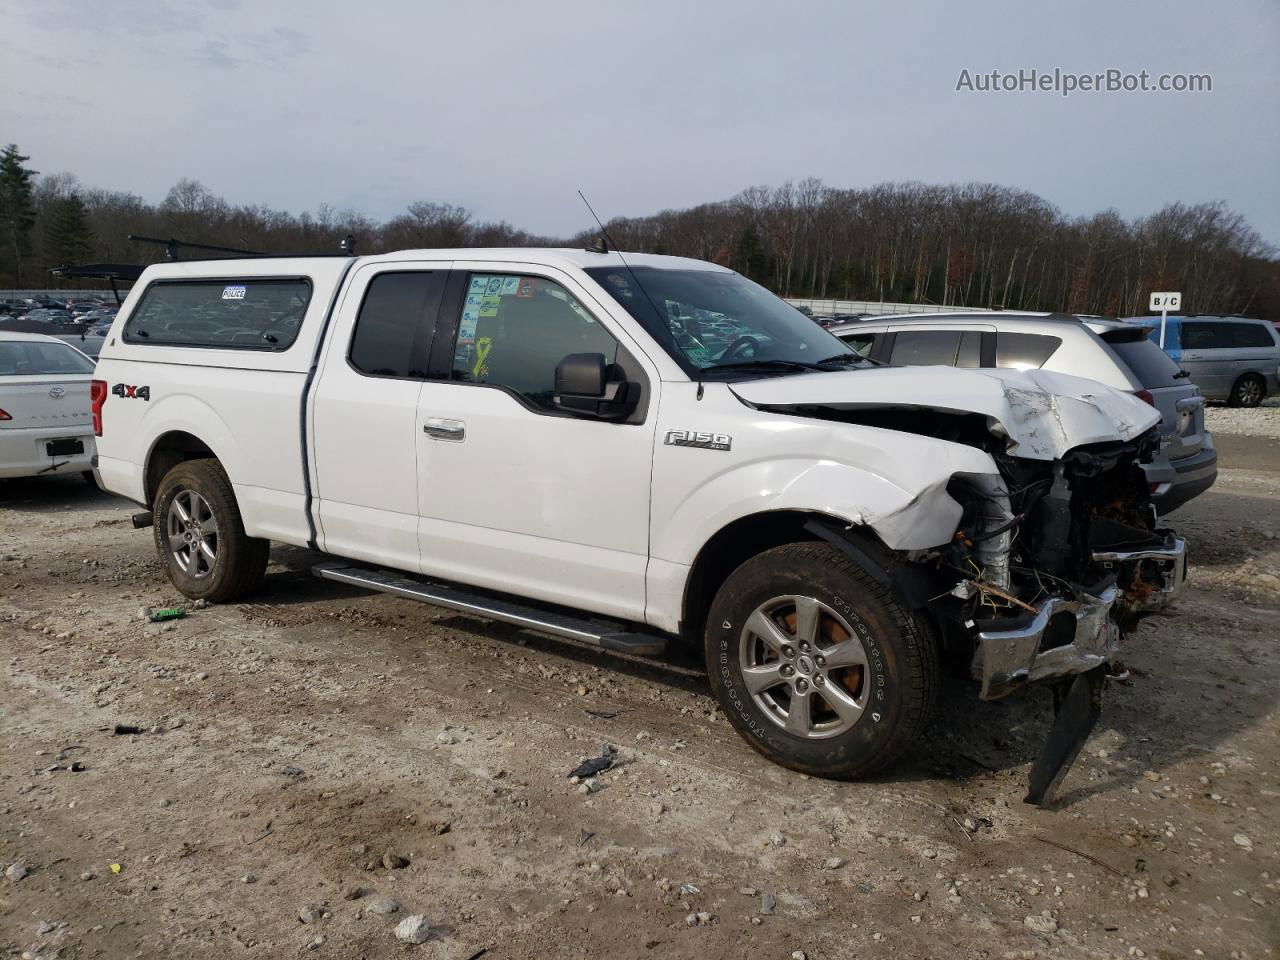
906 430 1185 700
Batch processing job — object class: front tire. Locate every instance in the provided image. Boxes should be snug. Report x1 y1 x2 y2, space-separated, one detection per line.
152 459 269 602
1228 373 1265 408
705 542 938 779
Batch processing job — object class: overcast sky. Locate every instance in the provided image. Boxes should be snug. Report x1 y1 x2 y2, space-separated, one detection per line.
1 0 1277 245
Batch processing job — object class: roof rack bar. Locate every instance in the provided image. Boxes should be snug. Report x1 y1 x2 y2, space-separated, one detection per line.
128 235 266 260
127 234 357 261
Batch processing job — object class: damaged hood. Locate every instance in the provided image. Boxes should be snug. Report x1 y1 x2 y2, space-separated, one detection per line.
729 365 1159 460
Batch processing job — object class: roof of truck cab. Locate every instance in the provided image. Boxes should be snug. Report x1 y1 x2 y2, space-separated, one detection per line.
133 248 729 280
361 248 730 272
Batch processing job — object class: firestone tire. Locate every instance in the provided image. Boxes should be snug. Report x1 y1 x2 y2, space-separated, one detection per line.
705 541 938 779
152 459 269 603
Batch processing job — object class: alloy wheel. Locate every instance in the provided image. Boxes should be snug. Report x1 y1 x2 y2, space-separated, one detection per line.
166 489 219 579
738 595 870 739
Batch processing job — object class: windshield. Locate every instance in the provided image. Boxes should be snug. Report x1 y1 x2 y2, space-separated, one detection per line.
584 266 852 377
0 340 95 375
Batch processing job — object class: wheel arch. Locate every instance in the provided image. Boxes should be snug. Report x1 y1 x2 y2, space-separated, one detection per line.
144 431 223 507
679 510 896 644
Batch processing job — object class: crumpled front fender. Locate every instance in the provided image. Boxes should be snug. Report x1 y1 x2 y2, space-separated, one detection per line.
651 410 1001 565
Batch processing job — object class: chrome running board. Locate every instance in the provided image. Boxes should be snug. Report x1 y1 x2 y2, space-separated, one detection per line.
312 561 668 656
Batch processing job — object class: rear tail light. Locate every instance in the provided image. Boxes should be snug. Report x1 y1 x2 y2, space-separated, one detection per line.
90 379 107 436
0 408 10 421
1134 389 1156 406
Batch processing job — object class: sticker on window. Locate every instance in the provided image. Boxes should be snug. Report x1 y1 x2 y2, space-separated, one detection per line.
222 285 247 301
516 278 537 298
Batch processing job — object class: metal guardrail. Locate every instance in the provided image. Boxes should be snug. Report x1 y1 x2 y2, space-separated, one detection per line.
786 298 987 316
0 289 118 300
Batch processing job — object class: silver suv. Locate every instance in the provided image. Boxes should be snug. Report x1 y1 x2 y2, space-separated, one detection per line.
830 312 1217 514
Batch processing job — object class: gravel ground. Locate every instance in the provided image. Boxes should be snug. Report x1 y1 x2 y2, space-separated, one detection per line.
1205 398 1280 438
2 449 1278 959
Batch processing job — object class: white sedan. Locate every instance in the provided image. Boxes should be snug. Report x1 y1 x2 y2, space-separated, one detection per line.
0 331 98 481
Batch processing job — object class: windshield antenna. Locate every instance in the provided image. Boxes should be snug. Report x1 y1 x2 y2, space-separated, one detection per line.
577 190 703 399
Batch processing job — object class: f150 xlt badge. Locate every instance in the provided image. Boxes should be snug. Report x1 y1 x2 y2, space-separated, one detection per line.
665 429 731 451
112 383 150 401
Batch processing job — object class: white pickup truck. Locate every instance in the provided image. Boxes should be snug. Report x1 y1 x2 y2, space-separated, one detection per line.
91 248 1186 802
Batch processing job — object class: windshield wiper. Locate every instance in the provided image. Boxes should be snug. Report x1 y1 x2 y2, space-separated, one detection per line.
816 352 884 367
702 359 827 376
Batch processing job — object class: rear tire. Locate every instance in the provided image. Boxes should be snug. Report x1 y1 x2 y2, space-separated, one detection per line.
704 541 938 779
82 470 98 488
1228 374 1265 408
152 459 269 602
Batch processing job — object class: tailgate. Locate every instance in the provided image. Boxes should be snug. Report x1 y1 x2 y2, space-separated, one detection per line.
0 375 93 430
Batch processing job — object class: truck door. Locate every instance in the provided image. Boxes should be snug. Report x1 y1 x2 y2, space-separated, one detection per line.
309 261 450 571
413 265 659 623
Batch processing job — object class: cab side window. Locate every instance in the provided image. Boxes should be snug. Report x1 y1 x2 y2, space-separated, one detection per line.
450 274 618 410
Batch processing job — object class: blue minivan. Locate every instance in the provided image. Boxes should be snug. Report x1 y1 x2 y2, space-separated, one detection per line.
1128 315 1280 407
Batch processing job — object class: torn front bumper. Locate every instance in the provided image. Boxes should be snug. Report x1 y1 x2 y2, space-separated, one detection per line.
972 586 1120 700
1091 534 1187 613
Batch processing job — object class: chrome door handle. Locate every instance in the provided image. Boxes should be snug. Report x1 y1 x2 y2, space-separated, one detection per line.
1175 396 1204 412
423 417 465 441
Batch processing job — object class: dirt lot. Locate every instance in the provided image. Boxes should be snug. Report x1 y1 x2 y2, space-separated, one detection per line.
2 434 1277 960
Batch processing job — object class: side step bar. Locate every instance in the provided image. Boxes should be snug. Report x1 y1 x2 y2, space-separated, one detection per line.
313 561 668 656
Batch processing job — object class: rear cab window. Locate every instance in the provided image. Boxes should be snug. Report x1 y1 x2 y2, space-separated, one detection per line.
123 279 312 350
348 271 446 378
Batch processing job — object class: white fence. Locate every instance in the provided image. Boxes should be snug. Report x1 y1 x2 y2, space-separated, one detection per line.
1 289 119 300
786 298 987 317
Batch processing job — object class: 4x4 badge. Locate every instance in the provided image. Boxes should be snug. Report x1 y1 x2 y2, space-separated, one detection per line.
665 430 731 452
111 383 151 401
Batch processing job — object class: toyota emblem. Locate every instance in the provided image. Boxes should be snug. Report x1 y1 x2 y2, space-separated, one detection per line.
48 386 66 399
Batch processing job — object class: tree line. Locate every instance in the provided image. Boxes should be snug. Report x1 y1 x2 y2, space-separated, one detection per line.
1 143 1276 317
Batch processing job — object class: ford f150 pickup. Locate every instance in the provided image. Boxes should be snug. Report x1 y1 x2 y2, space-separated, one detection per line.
91 248 1187 804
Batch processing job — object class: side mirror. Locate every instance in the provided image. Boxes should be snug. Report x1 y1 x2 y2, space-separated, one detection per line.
554 352 640 421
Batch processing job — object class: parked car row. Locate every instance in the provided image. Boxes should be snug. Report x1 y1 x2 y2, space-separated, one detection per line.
0 295 115 316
